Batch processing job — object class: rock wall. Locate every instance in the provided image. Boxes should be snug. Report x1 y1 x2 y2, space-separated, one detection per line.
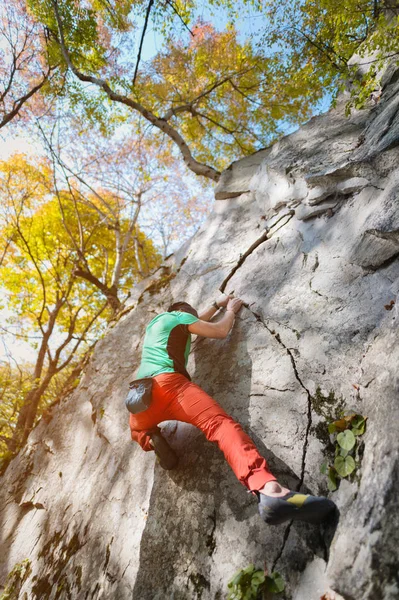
1 67 399 600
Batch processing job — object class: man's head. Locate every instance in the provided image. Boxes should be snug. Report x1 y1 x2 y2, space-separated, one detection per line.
167 301 198 318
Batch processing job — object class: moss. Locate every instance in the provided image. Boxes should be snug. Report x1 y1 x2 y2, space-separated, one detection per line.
310 386 345 421
189 573 210 599
311 421 335 453
0 559 31 600
32 529 84 599
147 271 176 296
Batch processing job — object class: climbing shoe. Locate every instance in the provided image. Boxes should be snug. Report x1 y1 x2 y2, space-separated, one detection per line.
258 491 336 526
149 432 178 470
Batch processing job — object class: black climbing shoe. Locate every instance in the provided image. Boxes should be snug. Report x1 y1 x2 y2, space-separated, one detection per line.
258 491 336 526
149 432 178 470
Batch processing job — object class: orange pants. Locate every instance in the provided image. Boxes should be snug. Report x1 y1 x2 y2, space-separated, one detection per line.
129 372 276 491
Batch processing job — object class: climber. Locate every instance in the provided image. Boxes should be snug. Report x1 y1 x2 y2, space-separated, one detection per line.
129 294 336 526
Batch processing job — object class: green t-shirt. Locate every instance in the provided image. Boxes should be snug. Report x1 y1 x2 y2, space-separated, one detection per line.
136 311 199 380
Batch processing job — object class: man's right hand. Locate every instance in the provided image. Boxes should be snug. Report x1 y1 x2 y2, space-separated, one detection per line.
226 297 243 314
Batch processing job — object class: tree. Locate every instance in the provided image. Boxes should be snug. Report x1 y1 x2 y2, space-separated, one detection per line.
22 0 399 184
21 0 325 181
0 0 59 130
259 0 399 111
0 154 159 453
35 116 192 303
32 105 214 257
0 358 30 465
3 1 398 173
140 182 212 258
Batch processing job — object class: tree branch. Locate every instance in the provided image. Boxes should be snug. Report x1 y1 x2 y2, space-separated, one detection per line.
162 68 255 121
132 0 154 87
165 0 194 36
0 67 55 130
55 302 107 372
50 0 220 182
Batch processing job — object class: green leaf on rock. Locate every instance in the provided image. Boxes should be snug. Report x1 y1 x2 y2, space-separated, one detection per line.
351 415 366 436
329 417 349 432
334 455 356 477
337 429 356 451
250 570 265 589
328 422 336 434
320 460 328 475
265 572 285 594
227 565 266 600
327 467 338 491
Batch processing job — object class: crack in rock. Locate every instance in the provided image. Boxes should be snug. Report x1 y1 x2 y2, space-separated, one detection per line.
312 253 320 272
19 501 45 511
212 216 317 570
206 509 217 556
250 386 295 394
121 560 131 578
245 307 314 569
309 277 326 298
220 212 294 292
247 309 313 489
272 521 294 572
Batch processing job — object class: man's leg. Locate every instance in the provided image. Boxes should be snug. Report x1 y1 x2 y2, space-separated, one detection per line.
129 379 178 469
162 373 335 524
130 422 160 451
160 373 277 491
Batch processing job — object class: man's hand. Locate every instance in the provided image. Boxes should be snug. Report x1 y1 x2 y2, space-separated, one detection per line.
226 297 243 314
216 293 234 308
189 296 244 339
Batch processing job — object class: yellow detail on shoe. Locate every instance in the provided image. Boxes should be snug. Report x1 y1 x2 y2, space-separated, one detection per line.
286 494 308 507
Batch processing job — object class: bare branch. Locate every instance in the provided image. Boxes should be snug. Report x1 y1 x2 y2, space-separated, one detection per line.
55 301 107 372
165 0 194 36
0 67 56 130
111 196 142 287
132 0 154 87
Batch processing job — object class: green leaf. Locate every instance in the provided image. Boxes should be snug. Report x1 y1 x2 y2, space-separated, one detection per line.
339 447 349 458
351 415 366 436
352 427 364 436
328 422 336 434
337 429 356 451
227 565 266 600
250 571 265 587
320 460 328 475
334 455 356 477
265 572 285 594
327 467 338 491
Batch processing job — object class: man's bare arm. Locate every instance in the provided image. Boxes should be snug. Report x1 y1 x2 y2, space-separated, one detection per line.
198 293 234 321
189 298 243 338
198 305 219 322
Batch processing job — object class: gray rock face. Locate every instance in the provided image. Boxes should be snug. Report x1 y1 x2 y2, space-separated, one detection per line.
1 71 399 600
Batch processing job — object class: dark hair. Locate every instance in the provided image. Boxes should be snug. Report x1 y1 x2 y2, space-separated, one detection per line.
167 301 198 318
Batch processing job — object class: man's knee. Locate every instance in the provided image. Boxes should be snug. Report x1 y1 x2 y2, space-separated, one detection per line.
203 413 236 442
